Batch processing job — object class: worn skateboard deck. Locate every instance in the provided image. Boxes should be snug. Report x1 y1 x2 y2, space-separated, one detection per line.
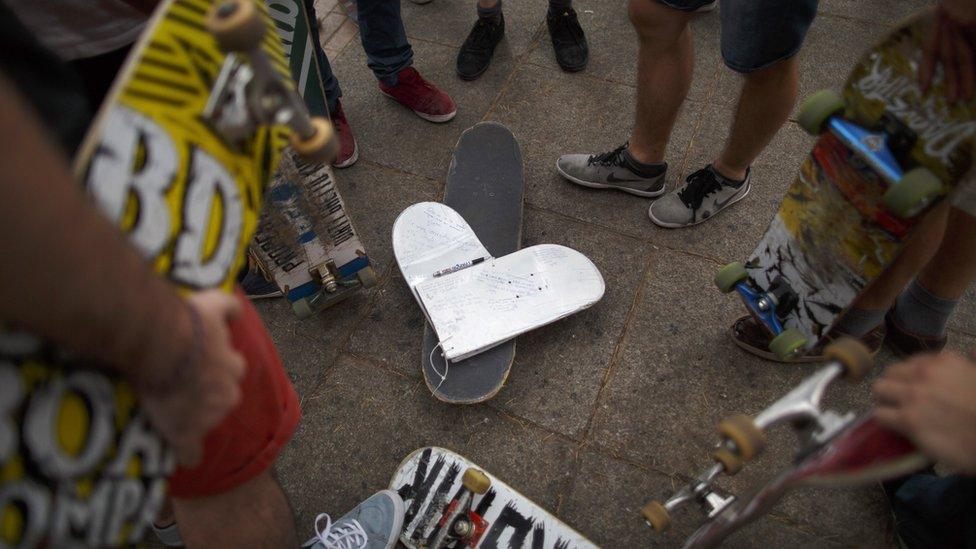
737 8 976 355
421 122 525 403
0 1 290 545
251 0 375 318
390 447 599 548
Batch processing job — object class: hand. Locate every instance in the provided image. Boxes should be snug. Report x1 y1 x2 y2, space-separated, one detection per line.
921 2 976 102
873 351 976 474
135 290 246 468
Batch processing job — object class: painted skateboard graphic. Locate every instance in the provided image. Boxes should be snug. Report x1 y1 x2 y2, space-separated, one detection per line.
642 339 927 548
717 8 976 360
251 0 377 318
393 202 604 364
390 447 599 548
0 0 328 544
420 122 524 404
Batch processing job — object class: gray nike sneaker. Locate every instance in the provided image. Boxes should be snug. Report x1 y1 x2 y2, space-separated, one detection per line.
648 166 751 228
304 490 405 549
556 144 667 197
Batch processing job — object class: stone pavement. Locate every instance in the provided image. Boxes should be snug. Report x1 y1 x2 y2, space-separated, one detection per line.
260 0 976 546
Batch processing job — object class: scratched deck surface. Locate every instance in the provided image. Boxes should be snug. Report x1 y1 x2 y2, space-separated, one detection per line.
0 1 288 545
745 8 976 348
390 447 599 549
252 0 371 306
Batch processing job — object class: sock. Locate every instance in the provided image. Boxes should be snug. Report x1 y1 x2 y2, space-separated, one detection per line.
477 0 502 21
549 0 572 14
708 165 748 188
622 148 667 179
893 280 958 338
833 306 887 337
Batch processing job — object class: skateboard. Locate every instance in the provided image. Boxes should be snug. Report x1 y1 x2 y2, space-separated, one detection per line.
420 122 524 404
716 8 976 360
393 202 604 374
0 1 329 545
251 0 377 318
390 447 599 548
641 339 928 548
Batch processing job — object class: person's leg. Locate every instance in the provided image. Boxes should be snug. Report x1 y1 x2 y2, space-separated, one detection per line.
356 0 413 86
303 0 342 112
456 0 505 81
173 470 297 546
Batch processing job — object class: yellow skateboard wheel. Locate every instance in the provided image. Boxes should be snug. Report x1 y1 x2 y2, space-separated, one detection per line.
712 446 744 475
291 117 338 165
714 262 749 294
716 413 764 461
770 328 807 361
357 267 378 289
824 337 873 382
797 89 845 135
462 469 491 494
207 0 266 52
641 501 671 533
883 168 944 219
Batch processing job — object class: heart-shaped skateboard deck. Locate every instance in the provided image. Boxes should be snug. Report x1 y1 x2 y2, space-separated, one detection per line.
393 202 604 364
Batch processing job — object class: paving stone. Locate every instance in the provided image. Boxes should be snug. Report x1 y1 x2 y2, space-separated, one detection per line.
401 0 548 57
324 18 358 53
330 39 512 181
276 354 582 537
950 285 976 336
819 0 923 26
345 272 425 376
489 63 705 240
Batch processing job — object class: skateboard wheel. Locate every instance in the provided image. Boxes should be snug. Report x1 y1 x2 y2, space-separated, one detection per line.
207 0 266 52
769 328 807 361
461 469 491 495
797 89 845 135
883 168 944 218
357 266 378 289
716 413 764 461
824 337 873 382
641 501 671 533
714 262 748 294
292 298 314 319
291 117 338 165
712 446 744 475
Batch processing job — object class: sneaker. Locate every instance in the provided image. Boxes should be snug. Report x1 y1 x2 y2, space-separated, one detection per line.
884 306 948 358
304 490 405 549
331 100 358 169
547 7 588 72
556 143 668 197
456 14 505 81
379 67 457 123
648 165 751 228
693 0 717 12
241 263 283 299
729 314 886 363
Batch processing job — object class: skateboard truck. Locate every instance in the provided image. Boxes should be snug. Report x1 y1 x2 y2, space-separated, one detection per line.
642 338 873 533
424 468 491 549
204 0 337 164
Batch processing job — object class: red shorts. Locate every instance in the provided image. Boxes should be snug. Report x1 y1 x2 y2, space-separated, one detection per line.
167 289 301 498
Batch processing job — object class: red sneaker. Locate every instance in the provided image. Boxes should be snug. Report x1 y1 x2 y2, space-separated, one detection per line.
331 100 358 168
378 67 457 123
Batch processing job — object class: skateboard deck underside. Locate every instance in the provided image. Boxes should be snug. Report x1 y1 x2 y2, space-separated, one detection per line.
746 9 976 349
1 1 288 545
390 447 598 549
421 122 524 403
252 0 371 310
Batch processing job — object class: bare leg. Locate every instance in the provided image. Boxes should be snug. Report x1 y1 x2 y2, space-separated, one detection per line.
915 207 976 300
173 470 297 547
712 55 800 180
626 0 695 164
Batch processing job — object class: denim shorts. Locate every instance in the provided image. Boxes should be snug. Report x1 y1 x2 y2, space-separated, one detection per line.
658 0 819 73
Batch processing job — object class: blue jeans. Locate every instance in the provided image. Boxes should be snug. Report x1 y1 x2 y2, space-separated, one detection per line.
304 0 414 112
887 473 976 548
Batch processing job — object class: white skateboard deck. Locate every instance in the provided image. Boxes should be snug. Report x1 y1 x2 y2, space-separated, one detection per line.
393 202 604 362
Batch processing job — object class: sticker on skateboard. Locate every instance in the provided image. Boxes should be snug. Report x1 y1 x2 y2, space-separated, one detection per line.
390 447 599 548
393 202 605 362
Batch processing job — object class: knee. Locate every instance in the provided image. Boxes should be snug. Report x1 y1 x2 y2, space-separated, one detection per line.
628 0 684 45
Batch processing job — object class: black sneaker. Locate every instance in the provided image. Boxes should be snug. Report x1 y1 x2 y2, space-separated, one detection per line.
547 7 588 72
457 14 505 81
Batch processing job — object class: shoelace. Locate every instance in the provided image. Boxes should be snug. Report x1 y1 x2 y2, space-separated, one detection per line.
677 168 724 210
314 513 368 549
587 143 628 166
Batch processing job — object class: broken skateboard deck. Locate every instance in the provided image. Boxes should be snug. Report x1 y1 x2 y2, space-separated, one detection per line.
390 447 599 548
251 0 376 318
719 7 976 360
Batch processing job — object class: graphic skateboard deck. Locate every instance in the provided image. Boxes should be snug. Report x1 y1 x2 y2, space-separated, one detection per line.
0 0 314 544
720 8 976 360
251 0 376 318
643 339 927 548
420 122 524 403
390 447 599 548
393 202 604 381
